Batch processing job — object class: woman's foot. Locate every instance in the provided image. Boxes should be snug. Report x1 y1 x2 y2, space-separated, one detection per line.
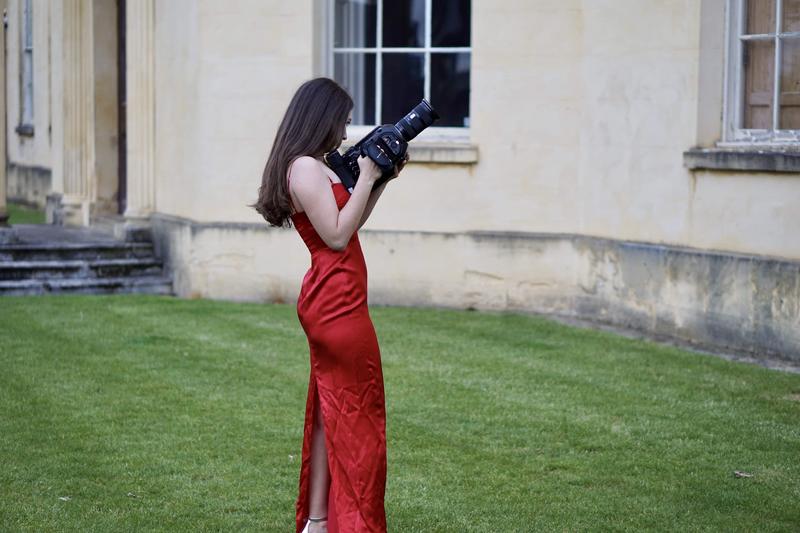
309 519 328 533
302 517 327 533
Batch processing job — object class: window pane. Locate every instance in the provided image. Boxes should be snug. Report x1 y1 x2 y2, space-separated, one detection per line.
334 53 376 125
780 39 800 129
743 40 775 129
334 0 377 48
382 0 425 48
745 0 776 34
784 0 800 32
430 53 470 127
432 0 471 47
381 53 424 123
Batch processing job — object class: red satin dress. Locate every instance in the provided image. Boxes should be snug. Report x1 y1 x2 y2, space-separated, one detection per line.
291 179 387 533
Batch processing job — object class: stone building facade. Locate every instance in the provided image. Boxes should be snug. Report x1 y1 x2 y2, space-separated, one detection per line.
2 0 799 361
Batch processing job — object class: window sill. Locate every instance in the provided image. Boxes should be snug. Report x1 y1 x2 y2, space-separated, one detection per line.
407 142 478 164
339 140 478 164
683 147 800 173
15 123 34 137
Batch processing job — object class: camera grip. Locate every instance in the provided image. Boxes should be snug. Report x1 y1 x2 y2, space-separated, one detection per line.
324 150 359 192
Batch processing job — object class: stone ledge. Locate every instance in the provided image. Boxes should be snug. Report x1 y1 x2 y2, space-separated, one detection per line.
149 214 800 266
0 227 18 244
683 147 800 173
150 211 800 363
407 142 478 164
340 141 478 164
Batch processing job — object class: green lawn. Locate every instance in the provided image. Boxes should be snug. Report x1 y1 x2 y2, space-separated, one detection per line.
5 201 46 224
0 295 798 532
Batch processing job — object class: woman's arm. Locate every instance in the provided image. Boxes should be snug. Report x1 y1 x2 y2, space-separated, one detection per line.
356 156 409 230
290 156 380 251
357 183 387 230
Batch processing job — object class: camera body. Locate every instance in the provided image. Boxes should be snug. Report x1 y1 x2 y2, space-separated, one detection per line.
325 99 439 193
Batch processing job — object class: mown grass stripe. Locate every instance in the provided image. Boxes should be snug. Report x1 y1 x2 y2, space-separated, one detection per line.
0 294 798 531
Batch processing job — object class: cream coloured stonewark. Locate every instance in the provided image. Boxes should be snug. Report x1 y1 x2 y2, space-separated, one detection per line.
125 0 155 218
59 0 97 226
153 0 313 223
688 171 800 256
152 0 200 222
149 1 800 261
575 1 702 246
5 0 52 170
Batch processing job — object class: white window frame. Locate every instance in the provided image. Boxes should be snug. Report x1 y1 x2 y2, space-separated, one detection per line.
323 0 471 143
722 0 800 146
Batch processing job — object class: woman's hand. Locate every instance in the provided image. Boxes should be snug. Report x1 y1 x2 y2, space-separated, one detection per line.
385 154 410 184
357 155 382 185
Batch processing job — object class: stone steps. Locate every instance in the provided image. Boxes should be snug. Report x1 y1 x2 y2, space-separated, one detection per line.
0 276 173 296
0 242 156 262
0 257 164 280
0 224 173 297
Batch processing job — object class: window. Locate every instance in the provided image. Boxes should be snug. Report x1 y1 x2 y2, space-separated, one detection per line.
329 0 471 132
18 0 33 135
724 0 800 144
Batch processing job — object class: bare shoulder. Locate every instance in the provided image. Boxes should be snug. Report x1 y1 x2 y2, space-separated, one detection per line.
289 156 326 181
289 156 330 204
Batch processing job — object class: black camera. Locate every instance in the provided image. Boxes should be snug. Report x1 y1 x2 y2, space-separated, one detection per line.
324 100 439 192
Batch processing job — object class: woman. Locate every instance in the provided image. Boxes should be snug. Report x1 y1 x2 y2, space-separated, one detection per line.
252 78 405 533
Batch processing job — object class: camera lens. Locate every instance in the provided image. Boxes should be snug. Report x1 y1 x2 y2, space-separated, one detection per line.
394 100 440 142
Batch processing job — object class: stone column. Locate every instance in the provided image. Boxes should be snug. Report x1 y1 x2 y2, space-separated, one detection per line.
60 0 96 226
124 0 155 219
0 0 8 227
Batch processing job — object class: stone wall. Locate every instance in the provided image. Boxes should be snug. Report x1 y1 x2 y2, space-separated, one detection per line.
144 1 800 262
151 214 800 362
5 0 53 192
6 163 51 207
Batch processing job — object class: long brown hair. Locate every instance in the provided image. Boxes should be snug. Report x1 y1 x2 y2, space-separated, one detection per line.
251 78 353 227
